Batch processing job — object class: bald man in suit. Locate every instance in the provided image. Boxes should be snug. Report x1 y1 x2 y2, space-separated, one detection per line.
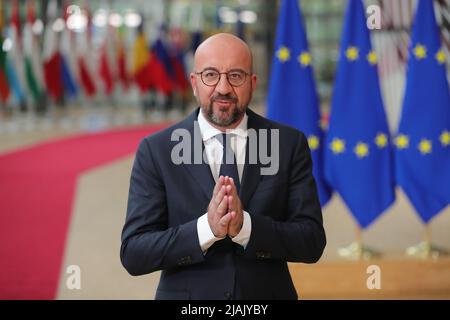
121 33 326 300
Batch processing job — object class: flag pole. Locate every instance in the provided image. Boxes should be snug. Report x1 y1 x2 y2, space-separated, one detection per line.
424 223 432 256
337 221 380 260
406 222 448 259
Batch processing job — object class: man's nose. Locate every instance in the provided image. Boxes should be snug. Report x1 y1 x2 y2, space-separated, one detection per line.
215 74 233 95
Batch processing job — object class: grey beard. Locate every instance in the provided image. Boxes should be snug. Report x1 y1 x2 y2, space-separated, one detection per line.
205 103 246 127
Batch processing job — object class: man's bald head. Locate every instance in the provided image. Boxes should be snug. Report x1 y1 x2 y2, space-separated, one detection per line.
194 33 253 73
190 33 257 130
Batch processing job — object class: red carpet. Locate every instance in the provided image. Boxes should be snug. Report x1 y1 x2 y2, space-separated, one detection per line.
0 124 169 299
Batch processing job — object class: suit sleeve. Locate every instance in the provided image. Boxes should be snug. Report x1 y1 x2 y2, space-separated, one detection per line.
243 132 326 263
120 138 205 276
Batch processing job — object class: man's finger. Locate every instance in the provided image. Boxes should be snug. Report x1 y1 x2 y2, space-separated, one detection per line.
228 194 234 211
219 211 232 227
212 176 224 197
216 195 228 216
225 184 232 196
214 186 226 206
228 177 238 196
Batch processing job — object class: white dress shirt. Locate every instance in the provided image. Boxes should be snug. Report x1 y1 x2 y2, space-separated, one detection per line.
196 110 252 252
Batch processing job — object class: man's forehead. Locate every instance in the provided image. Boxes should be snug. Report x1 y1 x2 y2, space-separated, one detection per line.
195 49 252 71
196 60 250 71
196 45 250 60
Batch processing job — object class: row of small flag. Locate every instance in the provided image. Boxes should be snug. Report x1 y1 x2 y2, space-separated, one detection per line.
267 0 449 229
0 0 195 109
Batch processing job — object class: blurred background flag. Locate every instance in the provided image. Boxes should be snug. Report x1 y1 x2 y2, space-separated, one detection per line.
395 0 450 223
115 25 129 91
150 33 175 96
0 44 9 105
132 22 152 93
266 0 331 206
76 3 96 98
170 33 189 95
5 0 27 110
23 0 45 106
99 40 114 96
60 3 79 99
43 0 64 102
324 0 395 229
0 0 10 106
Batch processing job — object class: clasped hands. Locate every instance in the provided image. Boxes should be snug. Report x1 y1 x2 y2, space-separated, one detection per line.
207 176 243 238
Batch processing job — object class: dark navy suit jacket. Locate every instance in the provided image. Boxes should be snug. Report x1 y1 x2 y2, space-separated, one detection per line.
120 108 326 300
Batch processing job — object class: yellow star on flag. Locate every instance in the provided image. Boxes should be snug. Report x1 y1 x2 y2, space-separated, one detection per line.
346 46 359 61
277 46 290 62
367 51 377 65
308 135 319 150
298 51 312 67
395 134 409 149
418 139 432 154
436 49 446 64
440 130 450 146
413 44 427 60
375 133 388 148
330 138 345 154
354 142 369 158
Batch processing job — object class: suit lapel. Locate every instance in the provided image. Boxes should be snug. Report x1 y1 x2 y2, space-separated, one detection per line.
239 137 261 208
179 109 215 201
239 109 265 208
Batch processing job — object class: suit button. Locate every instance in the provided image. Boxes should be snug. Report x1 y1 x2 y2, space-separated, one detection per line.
224 292 232 300
177 256 189 265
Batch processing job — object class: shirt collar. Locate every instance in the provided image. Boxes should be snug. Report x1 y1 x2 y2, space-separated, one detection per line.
197 108 248 142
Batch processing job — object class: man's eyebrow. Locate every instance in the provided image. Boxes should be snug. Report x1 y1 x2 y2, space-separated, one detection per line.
200 67 248 72
201 67 219 71
227 68 247 72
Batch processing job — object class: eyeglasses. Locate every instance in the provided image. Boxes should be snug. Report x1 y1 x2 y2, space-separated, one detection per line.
195 68 250 87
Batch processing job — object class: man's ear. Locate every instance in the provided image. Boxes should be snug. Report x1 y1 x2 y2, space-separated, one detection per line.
190 73 197 96
251 74 257 93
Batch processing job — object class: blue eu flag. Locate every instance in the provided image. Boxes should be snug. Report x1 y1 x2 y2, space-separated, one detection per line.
267 0 331 206
395 0 450 223
324 0 395 228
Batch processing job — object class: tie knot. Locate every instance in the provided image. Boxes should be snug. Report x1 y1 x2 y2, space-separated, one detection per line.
216 133 234 148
